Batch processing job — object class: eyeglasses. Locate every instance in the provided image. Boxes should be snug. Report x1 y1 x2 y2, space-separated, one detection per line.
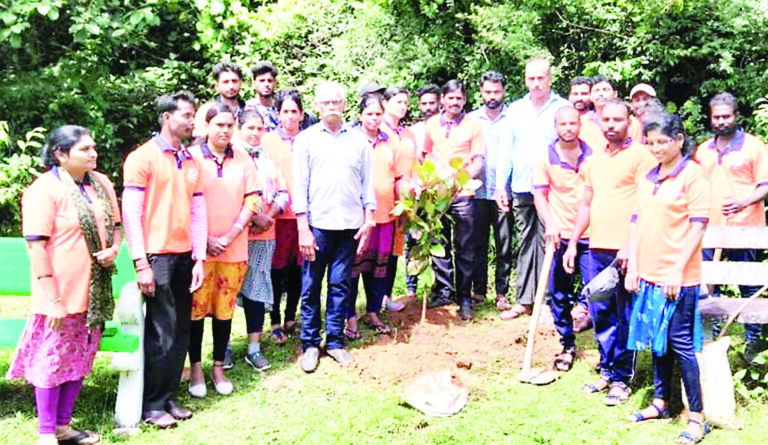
318 99 344 107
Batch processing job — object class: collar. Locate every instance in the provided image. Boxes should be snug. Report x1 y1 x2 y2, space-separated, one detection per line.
476 105 507 123
646 155 690 193
372 131 389 149
707 128 746 156
383 120 405 137
215 95 246 113
319 122 348 135
604 137 634 155
523 92 559 112
153 134 192 169
201 143 234 159
439 111 466 127
276 126 296 143
547 139 592 171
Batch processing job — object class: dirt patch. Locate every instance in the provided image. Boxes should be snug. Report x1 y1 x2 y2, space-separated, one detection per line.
345 298 564 393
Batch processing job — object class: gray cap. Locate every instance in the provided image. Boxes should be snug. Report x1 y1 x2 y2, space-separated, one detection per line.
360 81 385 97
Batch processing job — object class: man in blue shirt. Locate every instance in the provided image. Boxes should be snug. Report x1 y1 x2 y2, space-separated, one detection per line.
469 71 514 312
495 57 572 319
292 81 376 372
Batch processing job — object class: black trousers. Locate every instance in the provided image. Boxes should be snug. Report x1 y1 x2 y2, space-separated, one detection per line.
471 199 514 297
270 264 302 326
431 198 475 305
143 252 193 411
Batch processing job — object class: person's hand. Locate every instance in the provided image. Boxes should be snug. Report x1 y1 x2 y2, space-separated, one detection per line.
722 198 746 216
354 221 374 255
93 246 118 267
663 270 683 300
624 268 640 293
495 190 510 214
616 248 629 273
190 260 205 293
135 259 155 296
563 243 577 274
46 301 67 330
299 228 318 262
207 236 227 257
545 223 561 250
251 214 274 234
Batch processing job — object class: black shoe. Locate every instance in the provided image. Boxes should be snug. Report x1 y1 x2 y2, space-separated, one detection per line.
427 296 453 308
458 304 473 320
222 344 234 370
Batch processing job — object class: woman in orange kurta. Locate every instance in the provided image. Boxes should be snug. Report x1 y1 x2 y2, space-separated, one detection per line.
7 125 121 445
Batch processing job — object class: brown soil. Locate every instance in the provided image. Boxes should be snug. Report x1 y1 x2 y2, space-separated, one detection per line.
345 297 565 392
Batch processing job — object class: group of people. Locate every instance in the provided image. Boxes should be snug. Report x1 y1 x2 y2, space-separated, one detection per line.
6 55 767 445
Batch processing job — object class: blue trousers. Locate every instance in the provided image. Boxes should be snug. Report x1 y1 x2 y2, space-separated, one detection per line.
549 239 589 350
653 285 703 412
703 248 763 344
300 228 356 351
584 248 635 384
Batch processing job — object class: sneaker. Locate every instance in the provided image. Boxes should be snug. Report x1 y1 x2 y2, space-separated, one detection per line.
244 351 271 371
326 348 354 366
222 344 234 370
301 347 320 373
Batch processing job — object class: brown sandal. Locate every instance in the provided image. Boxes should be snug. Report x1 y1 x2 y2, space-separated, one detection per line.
553 348 575 371
495 296 513 311
499 304 532 320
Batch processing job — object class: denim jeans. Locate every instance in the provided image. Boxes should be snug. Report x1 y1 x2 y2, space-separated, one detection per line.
583 248 636 384
299 228 356 351
549 239 589 349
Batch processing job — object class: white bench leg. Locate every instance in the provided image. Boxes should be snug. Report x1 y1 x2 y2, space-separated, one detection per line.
112 282 145 430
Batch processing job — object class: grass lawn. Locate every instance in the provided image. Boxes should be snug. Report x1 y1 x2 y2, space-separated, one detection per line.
1 268 767 444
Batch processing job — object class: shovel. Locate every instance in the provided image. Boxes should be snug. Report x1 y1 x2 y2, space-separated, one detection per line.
518 241 559 385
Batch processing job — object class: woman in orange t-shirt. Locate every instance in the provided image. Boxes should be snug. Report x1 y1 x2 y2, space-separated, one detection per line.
235 109 288 371
625 113 709 444
187 104 261 397
7 125 121 445
344 95 400 337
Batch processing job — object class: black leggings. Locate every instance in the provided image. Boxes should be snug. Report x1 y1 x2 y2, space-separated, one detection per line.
269 264 301 326
188 318 231 363
243 296 266 335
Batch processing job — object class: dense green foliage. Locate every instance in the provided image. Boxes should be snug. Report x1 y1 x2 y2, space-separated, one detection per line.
2 0 768 234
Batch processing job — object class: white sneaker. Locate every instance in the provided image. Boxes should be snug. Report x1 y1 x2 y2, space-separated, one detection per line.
188 382 207 398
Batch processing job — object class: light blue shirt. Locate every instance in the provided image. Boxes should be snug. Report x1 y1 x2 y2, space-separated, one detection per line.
496 93 572 194
470 105 510 200
292 122 376 230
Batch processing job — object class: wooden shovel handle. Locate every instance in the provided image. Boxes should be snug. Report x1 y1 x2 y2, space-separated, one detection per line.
521 242 556 374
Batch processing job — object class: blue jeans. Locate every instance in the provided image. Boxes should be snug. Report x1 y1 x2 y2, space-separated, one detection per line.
653 285 703 412
584 248 635 384
549 239 588 350
702 248 763 344
299 228 356 351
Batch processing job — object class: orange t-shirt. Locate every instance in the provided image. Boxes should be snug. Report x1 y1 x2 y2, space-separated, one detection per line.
191 144 260 263
628 115 644 144
424 112 484 197
579 116 607 154
381 122 418 182
262 129 296 219
532 140 593 240
634 158 711 286
193 99 243 139
694 130 768 226
23 169 120 315
584 140 656 250
123 136 202 255
367 132 399 224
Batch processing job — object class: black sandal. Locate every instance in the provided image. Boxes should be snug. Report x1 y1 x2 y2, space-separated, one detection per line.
553 347 576 372
57 430 100 445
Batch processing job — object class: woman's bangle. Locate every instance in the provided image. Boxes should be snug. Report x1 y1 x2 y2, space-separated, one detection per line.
37 274 53 280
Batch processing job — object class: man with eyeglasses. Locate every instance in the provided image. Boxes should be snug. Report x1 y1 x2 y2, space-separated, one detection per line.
292 81 376 372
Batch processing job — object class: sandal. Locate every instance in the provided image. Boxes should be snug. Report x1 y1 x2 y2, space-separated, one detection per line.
57 429 100 445
368 321 391 334
553 347 576 372
284 321 299 336
499 304 532 320
344 327 362 340
495 296 513 311
271 328 287 345
676 419 710 444
603 382 631 406
582 377 610 394
628 401 670 423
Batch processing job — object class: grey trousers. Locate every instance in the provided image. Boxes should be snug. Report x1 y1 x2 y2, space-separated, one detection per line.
472 199 514 297
512 192 544 305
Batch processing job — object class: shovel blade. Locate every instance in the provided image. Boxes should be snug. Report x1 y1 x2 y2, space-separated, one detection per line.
518 367 558 385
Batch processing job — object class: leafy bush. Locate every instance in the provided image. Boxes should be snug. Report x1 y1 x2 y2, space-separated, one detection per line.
0 121 45 236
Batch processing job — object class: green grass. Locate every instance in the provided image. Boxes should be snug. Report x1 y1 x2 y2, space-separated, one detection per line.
2 269 767 444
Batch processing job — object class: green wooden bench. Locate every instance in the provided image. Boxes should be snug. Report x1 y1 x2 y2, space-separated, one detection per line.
0 237 145 429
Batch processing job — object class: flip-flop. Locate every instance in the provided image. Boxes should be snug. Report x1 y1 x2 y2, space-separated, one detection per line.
368 321 391 334
553 348 576 372
581 377 610 393
271 328 287 345
57 430 100 445
603 383 631 406
344 327 362 340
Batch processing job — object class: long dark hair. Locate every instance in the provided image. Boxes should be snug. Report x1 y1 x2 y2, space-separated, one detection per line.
42 125 90 168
